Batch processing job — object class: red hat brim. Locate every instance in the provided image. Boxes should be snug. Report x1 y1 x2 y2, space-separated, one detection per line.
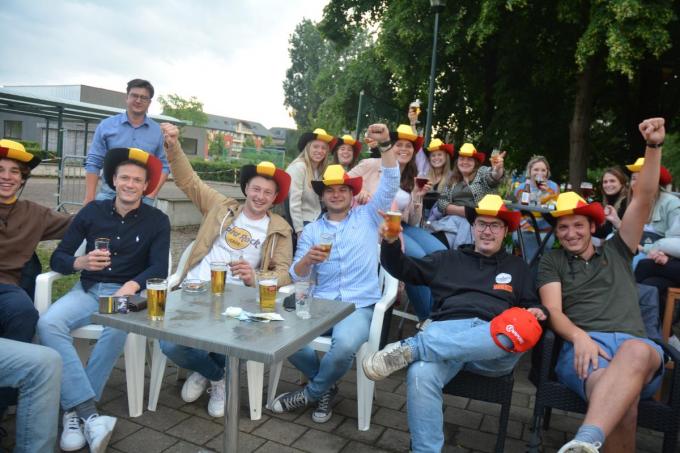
240 165 291 205
426 143 455 158
544 201 606 227
311 175 363 197
660 165 672 186
464 204 522 232
103 148 163 195
332 138 363 159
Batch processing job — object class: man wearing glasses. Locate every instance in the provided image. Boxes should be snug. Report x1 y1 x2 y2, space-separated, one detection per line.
84 79 169 205
362 194 547 453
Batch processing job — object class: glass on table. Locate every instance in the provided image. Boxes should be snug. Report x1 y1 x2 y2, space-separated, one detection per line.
210 261 228 294
146 278 167 321
228 250 245 280
257 271 278 312
294 280 312 319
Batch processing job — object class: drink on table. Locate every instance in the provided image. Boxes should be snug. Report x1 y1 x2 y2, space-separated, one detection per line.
257 272 278 312
384 211 402 240
94 238 110 251
228 251 244 281
147 278 167 321
210 261 228 294
294 280 311 319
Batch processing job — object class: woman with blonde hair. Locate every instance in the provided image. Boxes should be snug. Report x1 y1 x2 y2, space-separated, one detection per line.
286 129 335 235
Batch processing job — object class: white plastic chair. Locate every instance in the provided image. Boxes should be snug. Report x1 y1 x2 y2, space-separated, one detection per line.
34 240 172 418
265 260 399 431
148 240 291 420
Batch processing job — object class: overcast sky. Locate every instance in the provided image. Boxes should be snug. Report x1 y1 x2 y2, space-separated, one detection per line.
0 0 328 129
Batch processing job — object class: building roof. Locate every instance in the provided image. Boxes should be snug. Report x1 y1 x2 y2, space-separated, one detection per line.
205 113 271 138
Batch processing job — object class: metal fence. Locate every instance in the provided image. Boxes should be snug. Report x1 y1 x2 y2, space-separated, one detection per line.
56 155 86 213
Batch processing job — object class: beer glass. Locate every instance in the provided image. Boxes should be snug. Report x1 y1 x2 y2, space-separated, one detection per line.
210 261 228 294
318 233 335 256
384 211 402 241
228 251 244 281
257 271 278 312
146 278 167 321
94 237 110 252
294 280 311 319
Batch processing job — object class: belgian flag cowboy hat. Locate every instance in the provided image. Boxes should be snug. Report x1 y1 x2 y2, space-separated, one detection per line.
626 157 673 186
426 138 455 158
457 142 486 164
311 164 363 197
464 194 522 232
0 139 41 169
240 161 291 205
389 124 424 150
103 147 163 195
297 128 338 152
332 134 363 159
543 192 606 227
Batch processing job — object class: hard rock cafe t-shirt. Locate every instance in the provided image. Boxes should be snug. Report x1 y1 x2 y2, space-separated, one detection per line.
187 212 270 285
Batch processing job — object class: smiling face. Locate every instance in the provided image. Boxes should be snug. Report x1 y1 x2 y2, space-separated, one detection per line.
0 158 25 202
429 150 447 169
472 215 507 256
336 144 355 166
529 161 549 182
244 176 278 219
457 155 476 176
554 214 595 256
322 184 353 215
113 163 148 205
601 171 623 197
394 139 415 166
308 140 329 166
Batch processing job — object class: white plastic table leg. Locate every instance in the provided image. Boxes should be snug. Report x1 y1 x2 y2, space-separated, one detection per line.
148 339 167 411
246 360 264 420
124 333 146 417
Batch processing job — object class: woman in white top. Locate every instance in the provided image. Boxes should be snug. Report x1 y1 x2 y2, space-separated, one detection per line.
286 128 335 234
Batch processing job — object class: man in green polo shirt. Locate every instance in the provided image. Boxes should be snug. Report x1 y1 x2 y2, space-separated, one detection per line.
537 117 666 453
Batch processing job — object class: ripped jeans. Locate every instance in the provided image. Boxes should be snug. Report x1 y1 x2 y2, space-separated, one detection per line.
402 318 522 453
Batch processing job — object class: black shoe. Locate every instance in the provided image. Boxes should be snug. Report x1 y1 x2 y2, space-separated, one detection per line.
270 389 309 413
312 385 338 423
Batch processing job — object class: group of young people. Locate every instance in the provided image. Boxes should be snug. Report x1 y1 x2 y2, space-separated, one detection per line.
0 75 674 453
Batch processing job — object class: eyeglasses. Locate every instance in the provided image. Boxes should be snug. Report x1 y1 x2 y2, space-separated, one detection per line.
128 93 151 102
473 220 505 234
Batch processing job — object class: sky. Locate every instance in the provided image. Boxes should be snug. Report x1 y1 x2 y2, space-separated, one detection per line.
0 0 329 129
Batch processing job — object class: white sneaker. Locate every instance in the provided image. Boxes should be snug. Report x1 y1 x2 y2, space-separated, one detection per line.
181 371 209 403
207 378 226 417
83 414 116 453
557 439 602 453
362 341 413 381
59 411 86 451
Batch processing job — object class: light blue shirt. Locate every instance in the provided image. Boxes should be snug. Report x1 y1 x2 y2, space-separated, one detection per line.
290 165 400 308
85 111 169 175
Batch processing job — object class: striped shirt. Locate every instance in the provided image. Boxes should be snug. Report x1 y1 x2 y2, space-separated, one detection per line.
290 165 400 307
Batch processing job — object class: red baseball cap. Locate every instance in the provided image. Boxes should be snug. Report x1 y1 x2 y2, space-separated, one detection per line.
490 307 543 353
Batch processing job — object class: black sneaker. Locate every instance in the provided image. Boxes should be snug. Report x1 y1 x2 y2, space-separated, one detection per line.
270 389 309 414
311 385 338 423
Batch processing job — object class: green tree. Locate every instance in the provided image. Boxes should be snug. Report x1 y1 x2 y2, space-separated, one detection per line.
158 94 209 127
208 132 227 159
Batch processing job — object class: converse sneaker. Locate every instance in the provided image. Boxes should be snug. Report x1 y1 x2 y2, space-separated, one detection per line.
270 389 310 413
207 378 226 417
181 371 209 403
59 410 86 451
311 385 338 423
362 341 413 381
83 414 116 453
557 439 602 453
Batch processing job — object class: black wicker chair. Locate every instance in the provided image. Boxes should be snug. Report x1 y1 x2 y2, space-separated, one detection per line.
443 370 515 453
527 329 680 453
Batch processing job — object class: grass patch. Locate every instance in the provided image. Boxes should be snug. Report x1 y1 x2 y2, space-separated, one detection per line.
35 244 80 302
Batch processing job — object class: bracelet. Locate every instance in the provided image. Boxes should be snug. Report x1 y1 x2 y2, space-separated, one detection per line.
378 141 393 153
646 142 663 148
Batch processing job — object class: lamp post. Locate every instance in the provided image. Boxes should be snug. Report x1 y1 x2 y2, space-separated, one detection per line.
424 0 446 148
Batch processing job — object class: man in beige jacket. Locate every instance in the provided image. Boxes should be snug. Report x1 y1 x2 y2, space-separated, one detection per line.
158 123 293 417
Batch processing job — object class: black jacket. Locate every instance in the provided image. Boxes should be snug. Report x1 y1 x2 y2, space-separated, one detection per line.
381 240 546 322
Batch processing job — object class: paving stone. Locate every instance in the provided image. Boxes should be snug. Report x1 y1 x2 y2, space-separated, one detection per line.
155 385 189 409
339 440 391 453
451 426 499 453
163 440 216 452
112 427 177 453
251 417 307 445
479 414 523 439
294 407 345 432
508 404 535 424
166 415 223 445
442 407 483 430
109 417 144 445
205 430 266 453
510 391 530 408
332 398 358 419
443 394 469 409
333 418 385 444
291 428 348 453
541 413 583 433
253 440 306 452
372 407 409 431
374 376 402 393
466 400 501 416
374 427 411 452
390 381 408 396
126 404 191 432
374 389 406 410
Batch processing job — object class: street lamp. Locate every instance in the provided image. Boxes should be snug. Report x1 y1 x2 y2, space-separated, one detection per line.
424 0 446 148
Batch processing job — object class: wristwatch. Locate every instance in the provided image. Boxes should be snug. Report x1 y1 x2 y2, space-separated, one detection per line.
378 141 393 153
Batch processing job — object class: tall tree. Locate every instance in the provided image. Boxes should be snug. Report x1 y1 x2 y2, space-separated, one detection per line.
158 94 209 127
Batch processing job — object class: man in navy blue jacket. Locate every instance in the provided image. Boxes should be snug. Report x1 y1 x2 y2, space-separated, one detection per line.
38 147 170 453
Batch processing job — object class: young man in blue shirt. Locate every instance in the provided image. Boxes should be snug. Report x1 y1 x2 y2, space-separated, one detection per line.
270 123 398 424
38 147 170 453
84 79 170 205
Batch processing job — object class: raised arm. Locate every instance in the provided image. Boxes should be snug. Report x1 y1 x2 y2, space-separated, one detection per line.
364 124 399 224
618 118 665 252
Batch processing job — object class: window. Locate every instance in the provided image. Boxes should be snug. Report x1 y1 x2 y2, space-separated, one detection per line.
180 137 198 155
4 121 22 139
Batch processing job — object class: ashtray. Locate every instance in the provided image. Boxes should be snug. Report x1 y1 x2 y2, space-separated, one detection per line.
181 279 208 296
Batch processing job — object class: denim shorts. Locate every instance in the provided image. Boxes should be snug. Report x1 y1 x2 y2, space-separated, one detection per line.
555 331 665 400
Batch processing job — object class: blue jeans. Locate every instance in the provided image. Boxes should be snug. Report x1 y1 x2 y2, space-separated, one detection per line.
0 284 40 412
288 306 373 400
403 318 522 453
37 281 128 409
402 225 447 321
0 338 61 453
160 341 226 381
97 183 156 206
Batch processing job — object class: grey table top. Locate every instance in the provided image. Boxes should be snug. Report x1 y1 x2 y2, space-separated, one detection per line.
505 202 555 215
92 285 354 364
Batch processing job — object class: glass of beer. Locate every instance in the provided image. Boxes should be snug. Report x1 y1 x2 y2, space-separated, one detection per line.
491 149 501 166
146 278 167 321
257 271 278 312
210 261 228 294
94 237 110 252
318 233 335 259
384 210 402 241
